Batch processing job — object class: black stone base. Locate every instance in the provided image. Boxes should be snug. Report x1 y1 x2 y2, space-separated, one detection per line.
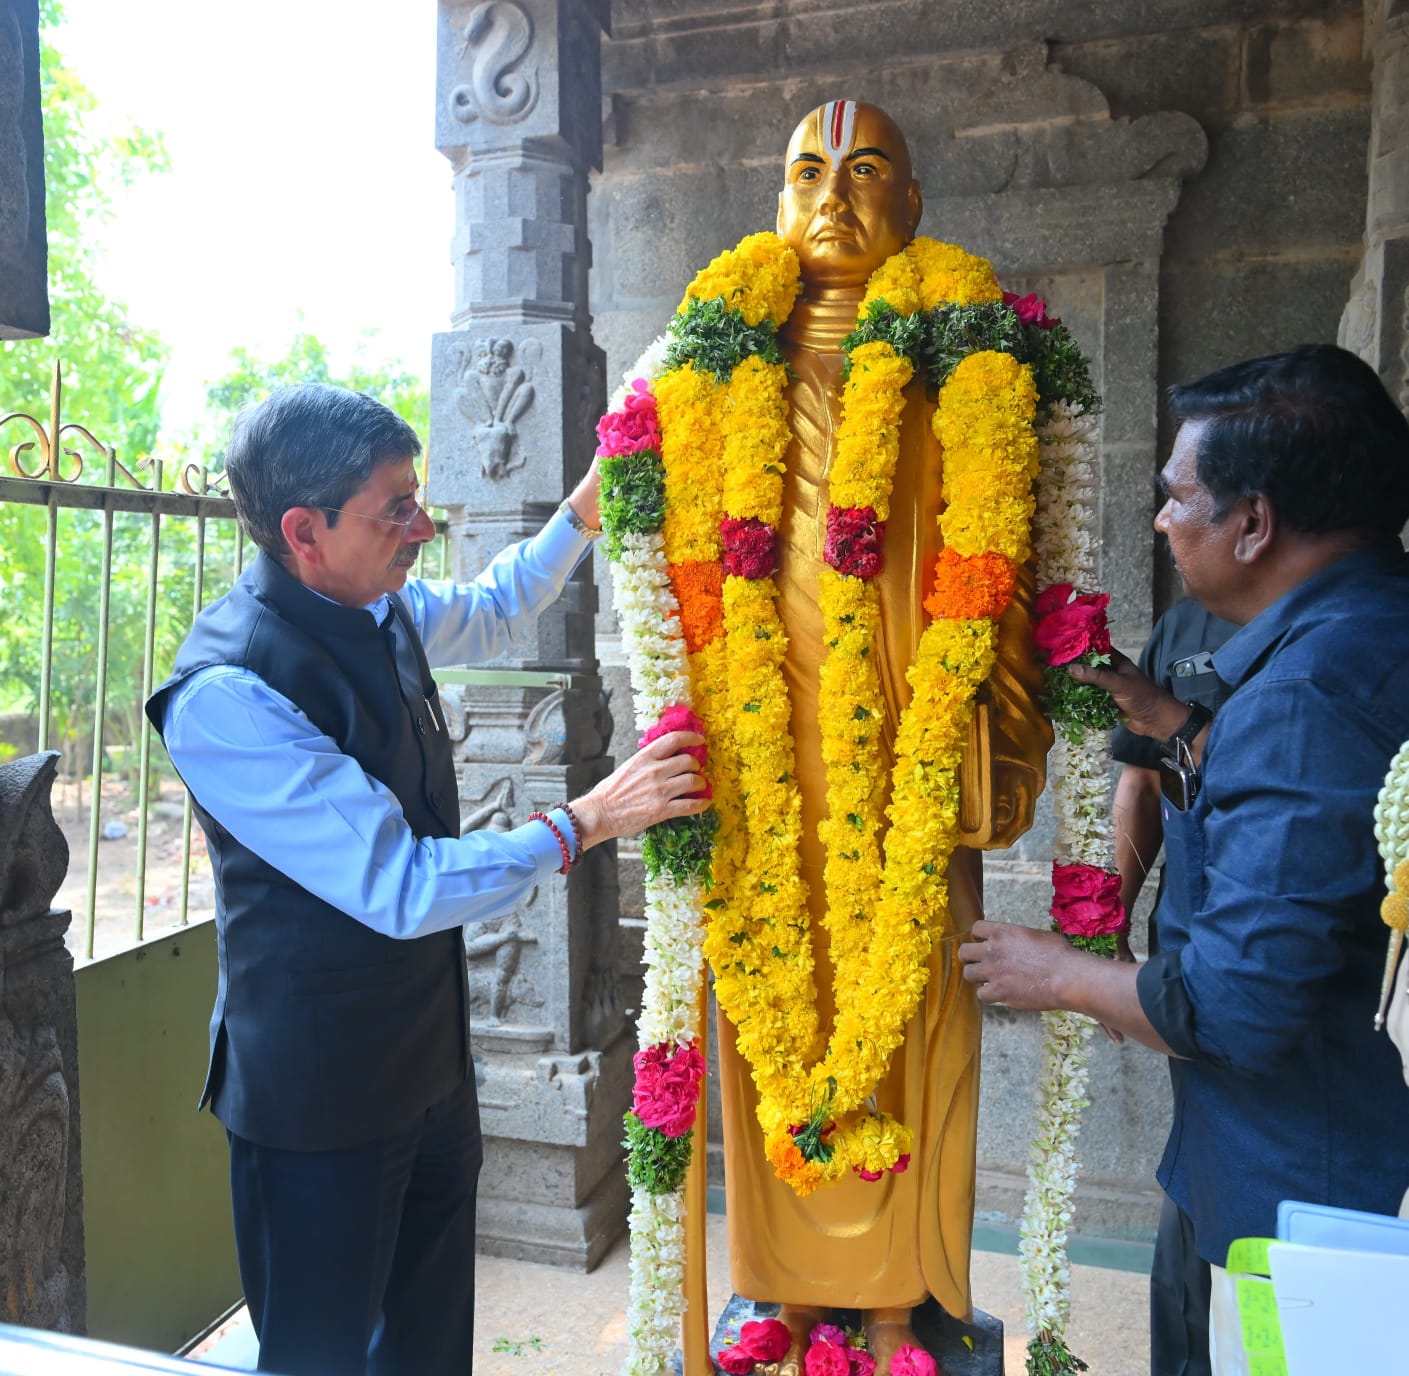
696 1294 1005 1374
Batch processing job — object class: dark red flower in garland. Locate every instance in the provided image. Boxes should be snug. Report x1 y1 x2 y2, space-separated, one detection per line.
824 505 886 579
720 515 779 579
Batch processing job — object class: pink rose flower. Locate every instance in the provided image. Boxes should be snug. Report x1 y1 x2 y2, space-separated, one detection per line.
823 505 886 579
595 378 661 456
739 1318 791 1363
1002 290 1061 330
639 705 711 800
631 1041 706 1138
849 1350 877 1376
809 1325 848 1349
853 1165 884 1182
804 1340 850 1376
1034 581 1074 619
890 1345 938 1376
1051 862 1127 937
720 515 779 579
717 1345 756 1375
1033 589 1111 666
890 1153 910 1175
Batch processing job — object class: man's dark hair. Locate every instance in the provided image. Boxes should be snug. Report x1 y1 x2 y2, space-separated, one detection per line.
224 384 422 558
1167 343 1409 537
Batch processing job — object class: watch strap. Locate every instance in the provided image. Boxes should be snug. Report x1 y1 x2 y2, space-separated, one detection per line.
1161 700 1213 758
558 498 603 540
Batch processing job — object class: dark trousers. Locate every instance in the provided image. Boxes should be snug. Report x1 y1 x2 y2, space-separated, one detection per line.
228 1075 483 1376
1149 1193 1211 1376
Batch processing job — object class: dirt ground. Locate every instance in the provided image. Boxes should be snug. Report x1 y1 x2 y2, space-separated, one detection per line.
51 772 217 961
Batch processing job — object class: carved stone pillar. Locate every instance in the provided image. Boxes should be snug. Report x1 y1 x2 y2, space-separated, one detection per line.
430 0 625 1269
0 753 84 1332
0 0 48 339
1342 0 1409 402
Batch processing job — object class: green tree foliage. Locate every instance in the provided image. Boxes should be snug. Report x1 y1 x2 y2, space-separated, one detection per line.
0 5 430 782
196 327 430 461
1 0 171 454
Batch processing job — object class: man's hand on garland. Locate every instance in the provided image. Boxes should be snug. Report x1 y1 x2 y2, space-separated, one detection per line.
1065 649 1189 744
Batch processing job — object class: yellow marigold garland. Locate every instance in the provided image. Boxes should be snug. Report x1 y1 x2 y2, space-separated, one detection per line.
656 230 1044 1191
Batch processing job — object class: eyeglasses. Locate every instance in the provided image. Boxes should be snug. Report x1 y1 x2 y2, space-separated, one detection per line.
320 499 425 532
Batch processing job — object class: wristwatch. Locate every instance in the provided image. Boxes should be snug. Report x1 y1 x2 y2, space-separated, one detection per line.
1160 700 1213 759
558 498 603 540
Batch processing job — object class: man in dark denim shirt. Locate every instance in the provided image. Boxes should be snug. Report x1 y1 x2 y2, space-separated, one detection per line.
959 344 1409 1375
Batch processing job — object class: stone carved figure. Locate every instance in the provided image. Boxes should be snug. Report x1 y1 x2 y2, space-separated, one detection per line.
450 1 539 126
0 1016 72 1331
0 752 67 927
0 752 75 1333
458 778 541 1025
455 336 540 479
711 103 1051 1374
465 909 538 1024
524 688 567 766
458 775 514 839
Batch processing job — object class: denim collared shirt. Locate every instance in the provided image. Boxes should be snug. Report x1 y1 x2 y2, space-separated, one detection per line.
1137 542 1409 1264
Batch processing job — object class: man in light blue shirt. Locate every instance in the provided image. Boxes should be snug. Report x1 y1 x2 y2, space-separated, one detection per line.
147 383 705 1376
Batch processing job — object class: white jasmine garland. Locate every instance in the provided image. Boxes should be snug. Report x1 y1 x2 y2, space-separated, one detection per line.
605 357 711 1376
1019 403 1114 1372
623 1189 688 1376
609 333 672 412
638 877 708 1047
1374 739 1409 886
1372 740 1409 1027
613 534 693 730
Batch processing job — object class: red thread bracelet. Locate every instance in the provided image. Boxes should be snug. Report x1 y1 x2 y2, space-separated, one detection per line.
528 811 573 875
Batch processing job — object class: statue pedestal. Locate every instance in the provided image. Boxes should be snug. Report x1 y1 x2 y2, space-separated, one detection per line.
705 1296 1005 1376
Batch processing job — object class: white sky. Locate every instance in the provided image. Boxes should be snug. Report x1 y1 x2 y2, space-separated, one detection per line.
52 0 453 433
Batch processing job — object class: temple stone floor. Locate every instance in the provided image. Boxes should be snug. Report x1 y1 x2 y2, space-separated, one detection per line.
193 1211 1151 1375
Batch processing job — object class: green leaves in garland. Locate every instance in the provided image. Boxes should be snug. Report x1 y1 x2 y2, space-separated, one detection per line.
840 298 1100 417
1042 660 1122 743
664 297 787 382
839 300 930 379
624 1111 693 1195
599 450 666 560
1060 932 1121 958
926 302 1026 389
641 810 719 886
1027 1335 1090 1376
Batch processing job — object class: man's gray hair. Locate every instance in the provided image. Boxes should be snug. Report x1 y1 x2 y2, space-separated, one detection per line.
224 384 422 559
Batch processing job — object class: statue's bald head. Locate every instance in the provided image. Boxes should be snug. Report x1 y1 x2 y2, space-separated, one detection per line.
777 100 922 289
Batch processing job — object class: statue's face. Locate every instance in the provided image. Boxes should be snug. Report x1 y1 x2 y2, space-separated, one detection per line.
777 101 922 289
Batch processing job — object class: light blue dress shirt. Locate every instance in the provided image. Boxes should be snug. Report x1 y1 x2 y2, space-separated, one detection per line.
163 510 593 941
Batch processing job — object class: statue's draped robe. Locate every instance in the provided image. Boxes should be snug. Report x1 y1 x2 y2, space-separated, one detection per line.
716 292 1050 1316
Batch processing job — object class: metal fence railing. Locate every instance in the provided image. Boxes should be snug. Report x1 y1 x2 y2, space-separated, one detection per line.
0 364 451 960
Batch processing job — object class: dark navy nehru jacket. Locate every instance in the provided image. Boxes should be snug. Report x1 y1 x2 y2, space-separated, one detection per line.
146 552 467 1152
1137 543 1409 1264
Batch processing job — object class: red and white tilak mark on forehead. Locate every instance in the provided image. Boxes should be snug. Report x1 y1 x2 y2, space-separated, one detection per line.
821 100 857 171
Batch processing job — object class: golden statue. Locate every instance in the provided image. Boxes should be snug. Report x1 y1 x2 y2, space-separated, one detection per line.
708 100 1052 1376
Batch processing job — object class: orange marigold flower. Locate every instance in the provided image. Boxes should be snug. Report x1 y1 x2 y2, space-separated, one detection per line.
764 1130 825 1197
923 547 1018 622
668 559 725 652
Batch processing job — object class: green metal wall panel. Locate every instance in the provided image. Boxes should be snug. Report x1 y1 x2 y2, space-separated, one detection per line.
74 919 240 1352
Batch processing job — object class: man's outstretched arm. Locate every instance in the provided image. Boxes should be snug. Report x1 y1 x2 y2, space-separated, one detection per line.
957 920 1180 1057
